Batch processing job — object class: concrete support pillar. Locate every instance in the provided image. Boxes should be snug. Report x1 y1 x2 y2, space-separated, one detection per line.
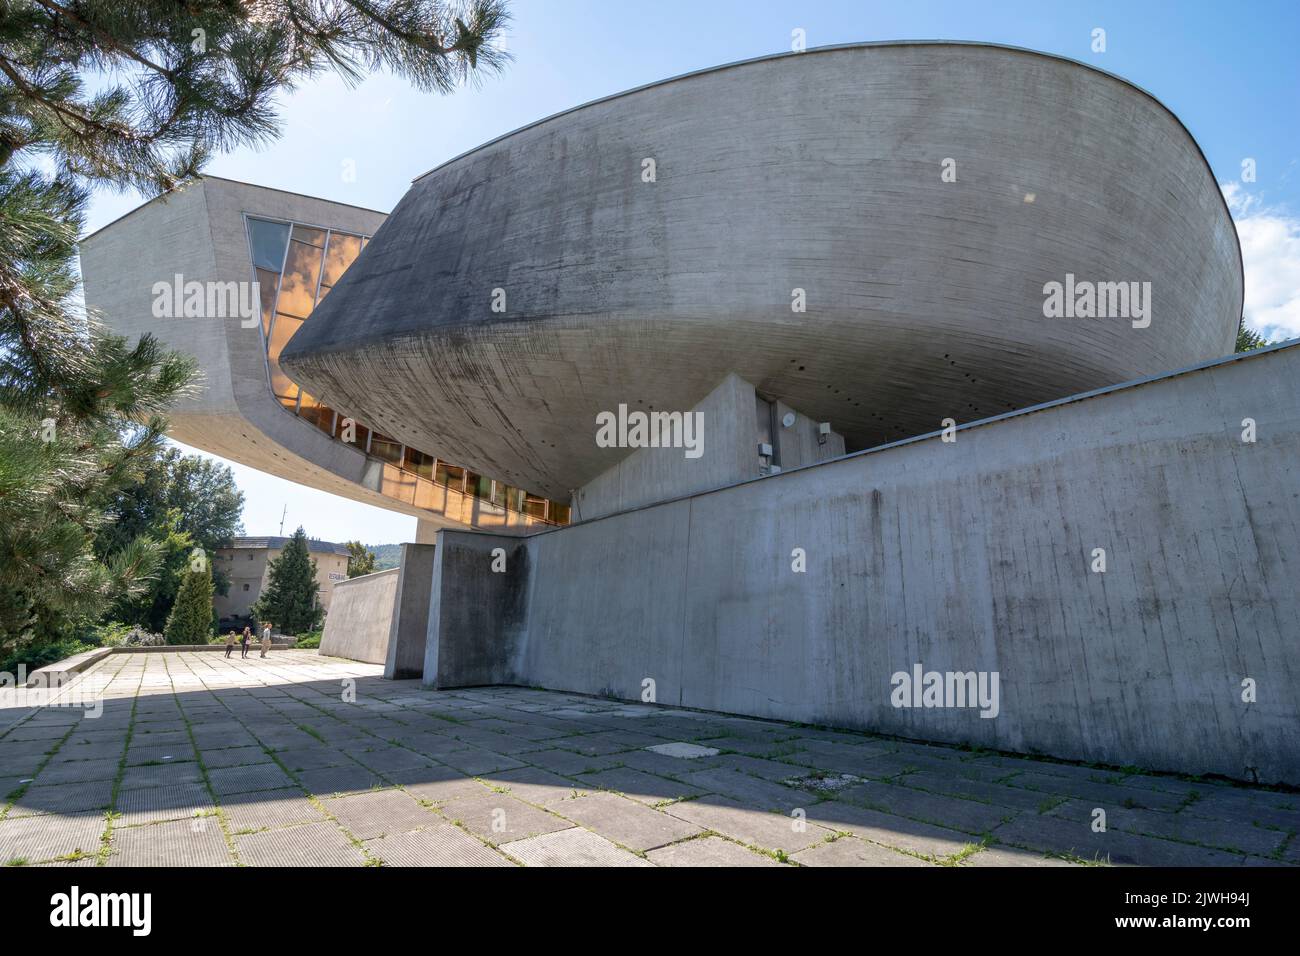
422 530 529 689
382 543 437 679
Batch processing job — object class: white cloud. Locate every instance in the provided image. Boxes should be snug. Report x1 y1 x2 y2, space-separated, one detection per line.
1222 182 1300 342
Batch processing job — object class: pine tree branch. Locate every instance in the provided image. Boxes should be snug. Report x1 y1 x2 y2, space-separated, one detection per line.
30 0 176 79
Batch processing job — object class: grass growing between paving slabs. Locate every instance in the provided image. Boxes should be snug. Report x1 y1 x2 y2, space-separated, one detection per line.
4 651 1297 868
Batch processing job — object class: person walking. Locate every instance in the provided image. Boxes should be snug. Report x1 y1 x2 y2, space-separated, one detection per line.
224 630 237 658
240 626 252 659
260 622 272 658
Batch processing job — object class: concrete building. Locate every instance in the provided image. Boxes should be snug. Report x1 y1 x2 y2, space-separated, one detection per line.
214 536 351 625
81 43 1300 785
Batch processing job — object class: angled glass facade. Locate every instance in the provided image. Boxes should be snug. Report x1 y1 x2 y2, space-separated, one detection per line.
245 215 570 527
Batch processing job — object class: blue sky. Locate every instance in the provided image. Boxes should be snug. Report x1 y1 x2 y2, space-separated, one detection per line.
85 0 1300 544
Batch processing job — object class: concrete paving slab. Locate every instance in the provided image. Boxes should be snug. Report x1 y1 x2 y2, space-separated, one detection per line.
235 821 367 866
576 767 707 806
200 745 272 769
792 835 931 867
663 796 827 855
501 827 653 867
325 789 440 839
223 788 327 833
553 791 703 851
108 817 233 866
207 762 293 795
646 835 784 866
806 800 980 860
365 824 513 866
295 764 387 796
0 813 104 864
993 813 1247 866
677 768 811 813
479 766 587 808
440 791 571 844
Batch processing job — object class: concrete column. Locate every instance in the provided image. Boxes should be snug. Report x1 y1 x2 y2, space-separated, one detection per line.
382 543 437 679
422 530 530 689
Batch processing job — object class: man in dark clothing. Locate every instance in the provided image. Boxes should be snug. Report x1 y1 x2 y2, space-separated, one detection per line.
241 626 252 659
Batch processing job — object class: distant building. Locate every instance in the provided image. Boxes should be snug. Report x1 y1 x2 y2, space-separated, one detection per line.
213 536 350 624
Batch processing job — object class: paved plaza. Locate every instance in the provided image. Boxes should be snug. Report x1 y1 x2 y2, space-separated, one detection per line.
1 651 1296 867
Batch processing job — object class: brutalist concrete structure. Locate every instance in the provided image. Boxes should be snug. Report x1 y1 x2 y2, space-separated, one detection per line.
280 42 1240 499
83 43 1300 784
80 177 571 538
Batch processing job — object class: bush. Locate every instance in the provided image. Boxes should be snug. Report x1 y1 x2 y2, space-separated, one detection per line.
121 629 165 647
294 630 322 649
93 621 135 647
0 639 92 678
164 560 214 645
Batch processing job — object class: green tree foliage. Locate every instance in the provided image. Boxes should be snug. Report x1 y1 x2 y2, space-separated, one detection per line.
163 551 214 644
345 540 377 577
1235 317 1272 353
253 527 323 635
0 0 510 658
98 448 244 629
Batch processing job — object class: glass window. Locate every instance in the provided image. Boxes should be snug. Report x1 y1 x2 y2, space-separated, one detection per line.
277 239 324 319
523 494 548 519
291 224 327 248
435 461 464 489
267 313 303 365
298 394 335 434
321 233 362 288
334 415 369 451
270 367 299 407
471 473 492 499
370 433 402 465
402 447 434 480
248 218 290 271
256 268 279 336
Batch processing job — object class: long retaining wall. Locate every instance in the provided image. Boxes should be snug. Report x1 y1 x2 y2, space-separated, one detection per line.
422 343 1300 785
319 568 400 665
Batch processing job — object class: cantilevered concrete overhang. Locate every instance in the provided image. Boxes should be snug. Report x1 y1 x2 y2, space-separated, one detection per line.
280 41 1242 502
79 177 564 534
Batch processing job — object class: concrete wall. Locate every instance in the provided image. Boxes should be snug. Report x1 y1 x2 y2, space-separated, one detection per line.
423 343 1300 785
575 374 760 520
384 544 437 679
772 398 847 469
318 568 400 665
423 534 529 688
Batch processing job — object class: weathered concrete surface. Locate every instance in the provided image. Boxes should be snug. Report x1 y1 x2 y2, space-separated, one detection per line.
319 568 400 665
283 42 1241 500
79 178 543 535
384 544 437 680
423 534 528 687
576 374 756 520
424 343 1300 785
11 655 1293 867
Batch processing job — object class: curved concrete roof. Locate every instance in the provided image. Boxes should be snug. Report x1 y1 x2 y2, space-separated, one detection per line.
281 41 1243 500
